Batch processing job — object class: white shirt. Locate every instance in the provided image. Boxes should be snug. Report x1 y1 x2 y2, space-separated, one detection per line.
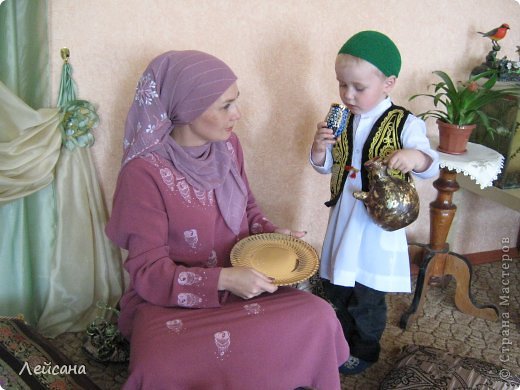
311 98 439 292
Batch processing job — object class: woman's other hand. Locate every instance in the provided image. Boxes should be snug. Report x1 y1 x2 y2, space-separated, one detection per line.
274 228 307 239
218 267 278 299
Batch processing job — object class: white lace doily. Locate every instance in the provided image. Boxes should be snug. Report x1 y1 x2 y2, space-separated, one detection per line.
430 140 504 189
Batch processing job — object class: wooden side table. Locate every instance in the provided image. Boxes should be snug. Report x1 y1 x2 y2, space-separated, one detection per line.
400 142 504 329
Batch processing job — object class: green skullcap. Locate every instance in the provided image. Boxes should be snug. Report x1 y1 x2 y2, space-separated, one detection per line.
338 31 401 77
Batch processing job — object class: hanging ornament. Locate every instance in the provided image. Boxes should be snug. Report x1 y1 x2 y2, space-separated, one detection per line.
57 48 98 150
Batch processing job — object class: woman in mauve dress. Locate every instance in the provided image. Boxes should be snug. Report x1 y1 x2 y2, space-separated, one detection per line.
106 50 349 390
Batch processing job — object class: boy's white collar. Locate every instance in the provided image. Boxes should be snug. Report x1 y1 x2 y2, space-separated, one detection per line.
359 97 392 119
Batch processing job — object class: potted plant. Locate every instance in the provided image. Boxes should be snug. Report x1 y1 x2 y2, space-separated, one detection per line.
410 69 520 154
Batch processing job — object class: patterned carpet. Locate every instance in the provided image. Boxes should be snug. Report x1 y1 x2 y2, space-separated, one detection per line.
341 258 519 389
49 260 519 389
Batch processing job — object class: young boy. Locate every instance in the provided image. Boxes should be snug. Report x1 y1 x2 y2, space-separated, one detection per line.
310 31 439 375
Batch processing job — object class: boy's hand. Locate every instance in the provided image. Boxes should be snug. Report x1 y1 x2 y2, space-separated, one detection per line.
385 149 432 173
311 121 336 166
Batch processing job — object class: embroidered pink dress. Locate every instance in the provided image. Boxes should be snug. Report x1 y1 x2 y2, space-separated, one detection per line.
106 133 348 390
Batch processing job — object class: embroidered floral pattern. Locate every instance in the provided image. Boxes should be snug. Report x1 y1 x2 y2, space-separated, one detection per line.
183 229 199 249
142 153 159 166
214 331 231 359
207 250 218 267
226 141 235 155
165 319 184 334
226 140 241 168
145 123 156 133
135 73 159 106
251 222 263 234
153 159 217 207
194 188 208 205
177 293 202 307
243 303 263 315
207 191 215 206
176 179 192 203
178 272 203 285
160 168 175 191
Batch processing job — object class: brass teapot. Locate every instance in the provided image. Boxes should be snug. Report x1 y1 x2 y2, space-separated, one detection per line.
353 157 419 231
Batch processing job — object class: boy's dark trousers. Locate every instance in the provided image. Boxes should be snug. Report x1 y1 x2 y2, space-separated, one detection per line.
322 279 387 363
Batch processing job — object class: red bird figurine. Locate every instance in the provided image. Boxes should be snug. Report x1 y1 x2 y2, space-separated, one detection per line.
478 23 510 48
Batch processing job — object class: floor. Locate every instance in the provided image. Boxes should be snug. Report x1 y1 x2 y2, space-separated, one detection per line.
49 260 519 389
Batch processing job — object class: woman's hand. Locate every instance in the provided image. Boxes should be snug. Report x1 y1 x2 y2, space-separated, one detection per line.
218 267 278 299
274 228 307 239
311 121 336 166
218 230 306 299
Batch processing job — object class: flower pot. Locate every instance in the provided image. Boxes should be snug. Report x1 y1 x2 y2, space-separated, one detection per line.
437 120 476 155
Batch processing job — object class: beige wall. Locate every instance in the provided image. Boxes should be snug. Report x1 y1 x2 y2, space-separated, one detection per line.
48 0 520 254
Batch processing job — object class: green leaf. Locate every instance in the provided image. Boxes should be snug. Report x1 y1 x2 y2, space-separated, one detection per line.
409 68 520 128
481 73 498 90
432 71 457 96
409 93 438 101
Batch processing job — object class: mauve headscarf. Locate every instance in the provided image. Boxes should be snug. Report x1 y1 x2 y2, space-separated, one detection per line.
121 50 247 234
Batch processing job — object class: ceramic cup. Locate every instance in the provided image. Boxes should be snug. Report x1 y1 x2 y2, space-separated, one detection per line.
325 103 350 138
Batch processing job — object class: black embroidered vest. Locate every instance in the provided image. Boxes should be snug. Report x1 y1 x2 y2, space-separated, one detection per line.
325 104 410 207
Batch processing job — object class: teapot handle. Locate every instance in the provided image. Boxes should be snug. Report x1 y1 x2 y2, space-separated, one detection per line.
364 156 415 188
379 159 416 188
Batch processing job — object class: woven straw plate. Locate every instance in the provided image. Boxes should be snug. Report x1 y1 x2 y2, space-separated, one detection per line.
230 233 319 286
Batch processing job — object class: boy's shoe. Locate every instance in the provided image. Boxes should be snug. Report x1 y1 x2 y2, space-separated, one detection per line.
339 355 373 375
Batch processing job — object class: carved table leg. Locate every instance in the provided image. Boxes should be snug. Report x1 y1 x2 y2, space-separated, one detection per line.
400 168 498 329
443 251 498 321
399 243 437 329
428 168 458 277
